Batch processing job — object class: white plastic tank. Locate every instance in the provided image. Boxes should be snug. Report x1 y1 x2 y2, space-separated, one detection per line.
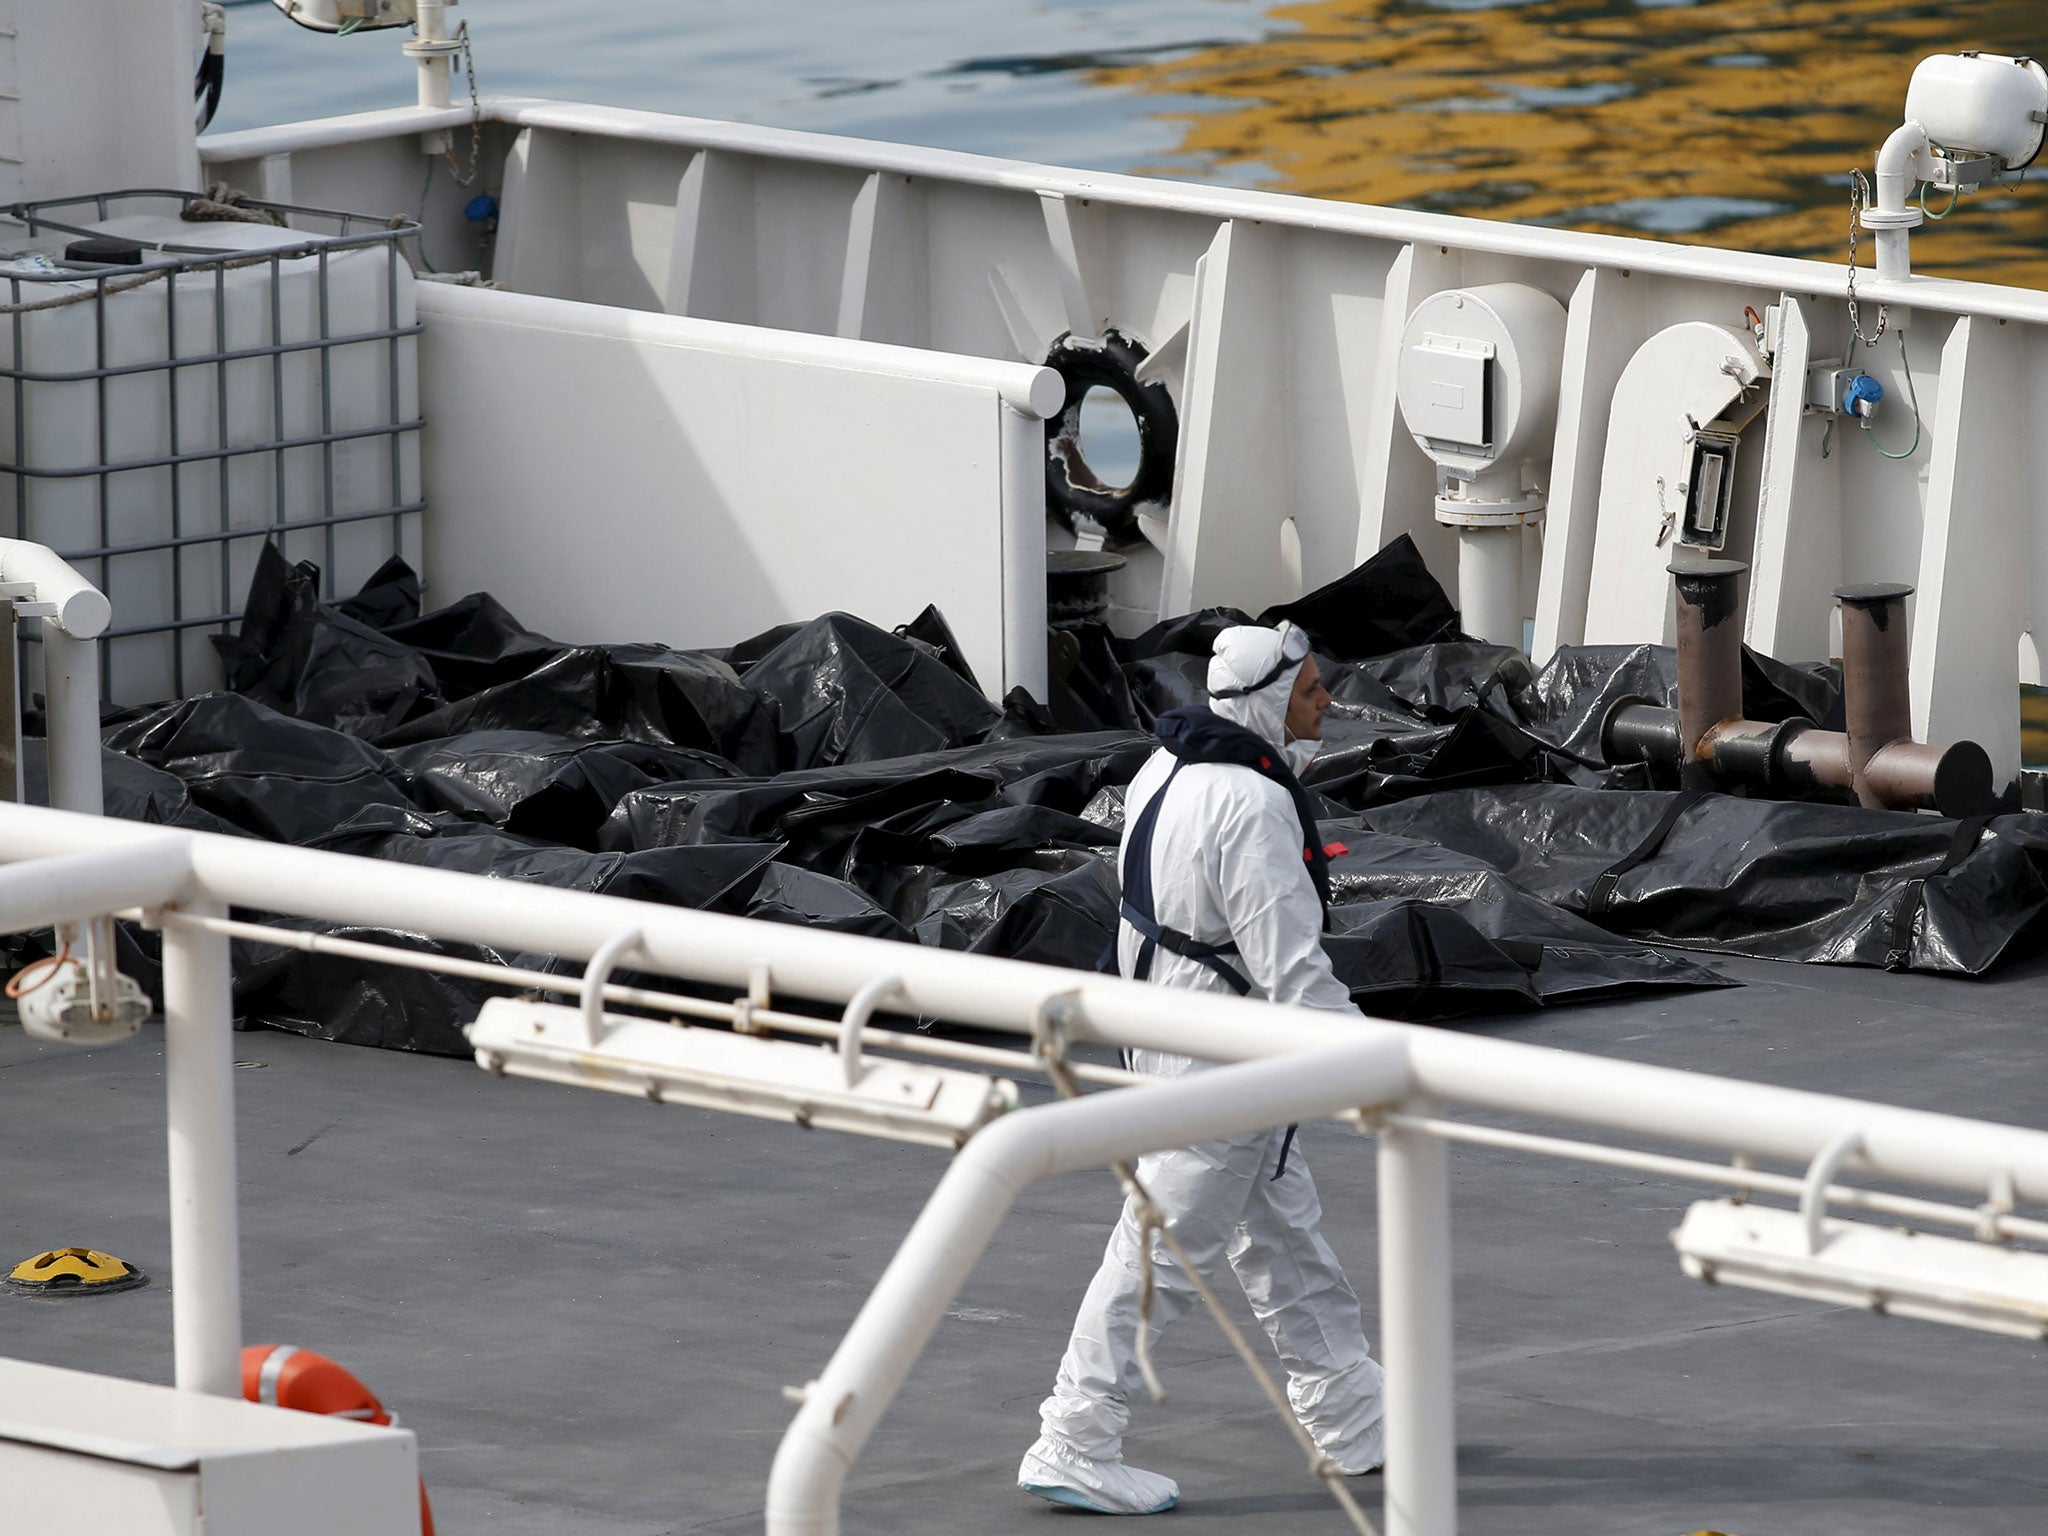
0 200 419 702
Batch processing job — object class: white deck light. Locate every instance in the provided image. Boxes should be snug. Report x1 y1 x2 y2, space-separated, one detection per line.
465 999 1019 1149
1674 1199 2048 1341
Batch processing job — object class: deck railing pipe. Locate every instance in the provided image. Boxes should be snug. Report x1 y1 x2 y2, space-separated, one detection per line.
0 839 188 935
0 806 1371 1066
1378 1110 1457 1536
763 1039 1414 1536
9 805 2048 1208
161 899 243 1397
41 628 103 818
1399 1028 2048 1207
0 540 108 819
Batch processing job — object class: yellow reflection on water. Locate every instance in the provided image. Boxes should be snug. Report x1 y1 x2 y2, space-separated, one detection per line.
1094 0 2048 288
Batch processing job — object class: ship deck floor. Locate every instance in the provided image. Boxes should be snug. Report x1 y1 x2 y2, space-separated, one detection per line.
5 948 2047 1535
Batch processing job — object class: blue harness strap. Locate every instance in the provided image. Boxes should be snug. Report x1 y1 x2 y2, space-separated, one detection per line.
1119 759 1255 996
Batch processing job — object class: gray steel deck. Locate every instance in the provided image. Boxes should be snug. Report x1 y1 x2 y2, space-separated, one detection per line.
5 950 2046 1534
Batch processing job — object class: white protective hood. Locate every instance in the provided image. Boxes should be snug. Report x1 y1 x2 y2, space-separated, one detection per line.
1207 621 1314 768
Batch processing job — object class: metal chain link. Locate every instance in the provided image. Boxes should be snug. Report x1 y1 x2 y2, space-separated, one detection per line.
444 21 484 189
1031 1012 1381 1536
1846 168 1889 348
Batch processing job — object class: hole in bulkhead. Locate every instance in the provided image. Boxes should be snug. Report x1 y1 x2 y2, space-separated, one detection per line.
1074 385 1143 495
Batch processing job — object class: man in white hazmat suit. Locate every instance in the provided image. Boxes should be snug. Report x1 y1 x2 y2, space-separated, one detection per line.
1018 620 1387 1515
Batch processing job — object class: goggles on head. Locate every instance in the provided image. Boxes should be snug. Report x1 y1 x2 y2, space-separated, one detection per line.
1211 622 1312 700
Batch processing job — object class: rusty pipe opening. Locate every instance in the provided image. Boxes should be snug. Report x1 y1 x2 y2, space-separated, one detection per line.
1670 559 1747 783
1600 697 1681 772
1866 739 1998 819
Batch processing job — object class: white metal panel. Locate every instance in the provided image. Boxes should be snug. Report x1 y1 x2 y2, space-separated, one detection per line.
1354 242 1460 582
838 172 931 348
1914 315 2024 777
9 1 198 204
1535 266 1641 653
2 1441 204 1530
0 1357 417 1536
1747 295 1841 664
1283 228 1397 598
415 284 1052 697
1584 322 1769 645
1160 220 1294 616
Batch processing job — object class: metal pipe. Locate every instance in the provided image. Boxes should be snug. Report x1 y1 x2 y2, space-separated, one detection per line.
1835 583 1915 809
1669 559 1746 783
1378 1111 1458 1536
1457 525 1524 651
1378 1113 2048 1246
162 901 243 1397
0 804 1367 1067
41 628 103 818
0 538 112 639
1870 120 1929 283
413 0 454 112
1778 725 1853 795
837 973 901 1091
763 1040 1415 1536
1398 1026 2048 1208
14 804 2048 1208
1696 716 1797 794
1864 737 1996 818
1599 698 1680 770
578 927 643 1047
0 839 188 934
156 909 1148 1090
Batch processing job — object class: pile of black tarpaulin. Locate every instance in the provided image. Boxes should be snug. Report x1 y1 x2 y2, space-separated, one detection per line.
22 535 2048 1056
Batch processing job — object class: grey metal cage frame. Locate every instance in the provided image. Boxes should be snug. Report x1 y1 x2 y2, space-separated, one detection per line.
0 189 424 701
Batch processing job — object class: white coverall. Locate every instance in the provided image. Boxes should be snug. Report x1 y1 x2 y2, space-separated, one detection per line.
1032 625 1388 1481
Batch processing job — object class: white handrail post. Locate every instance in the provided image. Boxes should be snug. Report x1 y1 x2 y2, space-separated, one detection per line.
162 899 243 1396
41 627 102 817
1379 1109 1457 1536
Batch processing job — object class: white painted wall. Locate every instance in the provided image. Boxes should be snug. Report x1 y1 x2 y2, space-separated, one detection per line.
2 0 201 204
199 100 2048 773
415 284 1055 698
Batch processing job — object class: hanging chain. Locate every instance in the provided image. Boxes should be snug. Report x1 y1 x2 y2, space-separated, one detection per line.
443 21 484 189
1846 169 1889 348
1031 1005 1380 1536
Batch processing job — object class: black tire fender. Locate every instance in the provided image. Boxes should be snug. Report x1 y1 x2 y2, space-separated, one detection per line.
1042 329 1178 545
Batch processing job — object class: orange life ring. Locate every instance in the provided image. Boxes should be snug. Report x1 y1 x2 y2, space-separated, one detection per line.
242 1343 435 1536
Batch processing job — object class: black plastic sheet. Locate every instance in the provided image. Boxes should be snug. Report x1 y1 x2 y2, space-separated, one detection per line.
907 859 1122 971
1258 533 1464 659
392 730 737 849
104 693 421 845
1364 786 2048 975
601 733 1151 871
1319 825 1729 1014
740 611 1004 769
68 537 2048 1062
213 545 437 738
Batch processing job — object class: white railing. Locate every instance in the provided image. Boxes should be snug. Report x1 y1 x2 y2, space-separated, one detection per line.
3 800 2048 1535
0 539 108 818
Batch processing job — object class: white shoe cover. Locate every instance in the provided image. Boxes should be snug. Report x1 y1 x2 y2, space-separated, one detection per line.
1018 1435 1180 1515
1320 1418 1385 1476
